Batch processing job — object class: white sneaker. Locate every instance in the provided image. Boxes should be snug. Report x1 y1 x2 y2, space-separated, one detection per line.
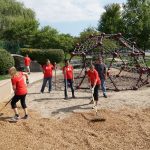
10 116 20 121
92 105 97 109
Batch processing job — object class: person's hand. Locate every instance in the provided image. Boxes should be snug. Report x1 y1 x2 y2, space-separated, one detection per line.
26 79 29 84
91 87 94 92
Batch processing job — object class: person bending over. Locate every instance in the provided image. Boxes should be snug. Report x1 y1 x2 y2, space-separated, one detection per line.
63 60 75 99
87 64 101 107
9 67 29 121
41 59 54 93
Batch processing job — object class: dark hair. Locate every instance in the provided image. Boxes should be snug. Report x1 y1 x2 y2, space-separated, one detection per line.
64 59 69 63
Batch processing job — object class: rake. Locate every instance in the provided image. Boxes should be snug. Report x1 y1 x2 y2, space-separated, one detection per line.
0 97 12 116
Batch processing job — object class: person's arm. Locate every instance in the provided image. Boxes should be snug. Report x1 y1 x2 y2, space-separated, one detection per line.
87 71 91 88
12 84 16 92
42 65 45 74
72 66 74 82
11 78 17 93
103 64 107 80
93 71 98 88
23 72 29 84
53 62 56 70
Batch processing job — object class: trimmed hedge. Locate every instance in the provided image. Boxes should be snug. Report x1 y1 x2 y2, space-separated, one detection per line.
0 49 14 75
21 48 64 65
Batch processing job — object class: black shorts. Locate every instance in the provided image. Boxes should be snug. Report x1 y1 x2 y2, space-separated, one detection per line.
92 85 100 101
11 94 27 109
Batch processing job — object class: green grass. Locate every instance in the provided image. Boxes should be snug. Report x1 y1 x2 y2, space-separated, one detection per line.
146 60 150 67
0 74 10 81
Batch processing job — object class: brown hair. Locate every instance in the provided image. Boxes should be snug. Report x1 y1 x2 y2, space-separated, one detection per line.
9 67 18 77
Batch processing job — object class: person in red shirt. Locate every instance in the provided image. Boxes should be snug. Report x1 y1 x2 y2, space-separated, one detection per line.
9 67 29 121
63 60 75 99
41 59 54 93
24 54 31 74
87 64 101 107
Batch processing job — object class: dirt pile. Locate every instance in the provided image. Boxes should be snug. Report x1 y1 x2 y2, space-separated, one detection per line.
0 105 150 150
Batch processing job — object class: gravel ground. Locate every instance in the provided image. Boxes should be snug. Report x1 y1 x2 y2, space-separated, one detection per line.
0 79 150 150
27 80 150 119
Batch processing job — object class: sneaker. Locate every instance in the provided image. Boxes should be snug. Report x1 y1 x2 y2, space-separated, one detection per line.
22 115 28 119
89 100 94 104
10 115 20 121
103 94 107 98
92 105 97 109
72 95 76 98
64 97 68 100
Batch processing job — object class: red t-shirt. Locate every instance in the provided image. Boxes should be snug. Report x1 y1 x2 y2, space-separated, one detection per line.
63 65 73 79
87 69 101 85
43 64 54 78
11 72 27 95
24 57 31 66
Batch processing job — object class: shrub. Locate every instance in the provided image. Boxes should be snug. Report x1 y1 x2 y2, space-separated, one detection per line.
21 48 64 65
0 49 14 75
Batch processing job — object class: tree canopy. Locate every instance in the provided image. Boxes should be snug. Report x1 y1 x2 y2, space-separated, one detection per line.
98 4 124 34
98 0 150 50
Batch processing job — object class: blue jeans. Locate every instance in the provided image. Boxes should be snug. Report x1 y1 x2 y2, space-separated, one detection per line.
41 77 52 93
101 79 106 95
64 79 74 97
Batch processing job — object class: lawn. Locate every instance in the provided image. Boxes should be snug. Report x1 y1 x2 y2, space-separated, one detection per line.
0 74 10 81
145 56 150 67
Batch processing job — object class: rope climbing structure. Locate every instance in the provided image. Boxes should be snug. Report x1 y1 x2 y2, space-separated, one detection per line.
69 33 150 91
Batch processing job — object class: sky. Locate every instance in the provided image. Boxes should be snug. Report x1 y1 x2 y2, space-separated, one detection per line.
17 0 127 36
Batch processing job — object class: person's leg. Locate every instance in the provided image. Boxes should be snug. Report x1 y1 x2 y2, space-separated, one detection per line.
64 79 68 99
94 85 99 106
89 85 94 104
27 66 30 74
101 79 107 98
69 79 75 98
11 95 20 118
20 94 28 118
41 78 48 93
48 77 52 92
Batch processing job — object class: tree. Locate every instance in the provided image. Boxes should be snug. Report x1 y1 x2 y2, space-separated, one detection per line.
0 0 39 53
79 27 99 42
2 19 38 46
0 0 36 33
98 4 124 34
57 34 75 53
122 0 150 50
32 26 60 49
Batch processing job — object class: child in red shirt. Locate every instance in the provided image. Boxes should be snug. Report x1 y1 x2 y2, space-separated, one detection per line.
62 60 75 99
24 54 31 74
41 59 54 93
9 67 29 121
87 64 101 107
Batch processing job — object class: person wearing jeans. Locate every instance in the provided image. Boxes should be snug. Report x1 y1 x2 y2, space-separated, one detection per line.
41 59 54 93
94 57 107 98
63 60 75 99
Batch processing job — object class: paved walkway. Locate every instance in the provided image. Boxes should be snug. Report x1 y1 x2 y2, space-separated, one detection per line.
0 70 62 102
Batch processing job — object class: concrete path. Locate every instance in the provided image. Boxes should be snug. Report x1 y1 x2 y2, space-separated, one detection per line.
0 70 62 102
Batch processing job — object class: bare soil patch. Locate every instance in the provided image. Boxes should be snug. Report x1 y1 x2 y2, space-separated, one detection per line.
0 78 150 150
